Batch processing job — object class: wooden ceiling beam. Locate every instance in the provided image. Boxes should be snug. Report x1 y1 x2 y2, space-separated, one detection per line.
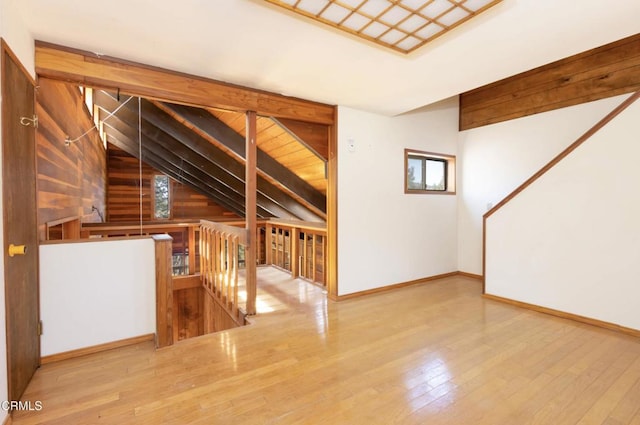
104 125 250 218
95 91 321 221
131 98 324 221
35 41 335 125
98 105 286 219
103 121 251 216
157 101 327 214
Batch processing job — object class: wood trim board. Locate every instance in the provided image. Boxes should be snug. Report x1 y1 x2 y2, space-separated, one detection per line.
481 90 640 292
40 334 154 364
483 294 640 338
332 272 459 301
35 41 335 125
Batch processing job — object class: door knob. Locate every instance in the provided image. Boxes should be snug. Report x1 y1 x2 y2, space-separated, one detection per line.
8 244 27 257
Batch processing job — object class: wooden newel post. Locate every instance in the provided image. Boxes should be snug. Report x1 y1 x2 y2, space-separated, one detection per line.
245 111 257 315
153 234 173 348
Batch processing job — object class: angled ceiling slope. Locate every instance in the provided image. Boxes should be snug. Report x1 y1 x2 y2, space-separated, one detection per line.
264 0 502 54
94 91 326 222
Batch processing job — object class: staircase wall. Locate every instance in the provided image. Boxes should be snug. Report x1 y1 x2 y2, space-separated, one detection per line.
485 96 640 330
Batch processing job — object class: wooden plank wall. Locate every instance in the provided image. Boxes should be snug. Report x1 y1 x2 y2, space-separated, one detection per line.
460 33 640 130
107 144 237 222
36 77 106 240
173 287 204 342
203 292 242 334
106 144 152 222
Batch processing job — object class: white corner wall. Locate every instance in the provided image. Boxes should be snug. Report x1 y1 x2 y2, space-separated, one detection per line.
1 0 34 413
457 94 628 275
485 96 640 330
337 98 458 295
39 238 156 356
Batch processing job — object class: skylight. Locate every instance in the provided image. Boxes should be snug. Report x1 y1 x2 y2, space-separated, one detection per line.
264 0 502 54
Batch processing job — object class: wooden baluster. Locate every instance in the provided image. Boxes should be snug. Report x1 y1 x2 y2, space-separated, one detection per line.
302 232 307 279
201 227 206 286
227 235 234 309
312 232 317 284
208 228 213 289
265 223 273 266
224 234 230 305
322 234 327 287
233 237 239 318
188 225 196 274
291 227 299 279
215 231 221 296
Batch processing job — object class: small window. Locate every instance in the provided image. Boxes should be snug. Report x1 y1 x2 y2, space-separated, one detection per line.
153 175 171 219
405 149 455 194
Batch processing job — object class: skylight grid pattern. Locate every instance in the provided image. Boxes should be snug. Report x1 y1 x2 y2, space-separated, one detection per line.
264 0 502 54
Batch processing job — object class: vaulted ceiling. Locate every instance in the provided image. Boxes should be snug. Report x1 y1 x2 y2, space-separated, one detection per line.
93 90 327 221
20 0 640 115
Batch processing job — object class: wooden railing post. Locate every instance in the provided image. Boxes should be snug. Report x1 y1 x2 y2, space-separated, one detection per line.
245 111 257 315
154 234 173 348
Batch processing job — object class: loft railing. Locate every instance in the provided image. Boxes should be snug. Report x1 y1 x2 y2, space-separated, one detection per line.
199 219 247 325
265 219 327 287
78 218 326 343
80 218 327 285
81 221 201 276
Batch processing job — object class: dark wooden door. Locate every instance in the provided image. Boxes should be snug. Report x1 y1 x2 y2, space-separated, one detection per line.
2 40 40 401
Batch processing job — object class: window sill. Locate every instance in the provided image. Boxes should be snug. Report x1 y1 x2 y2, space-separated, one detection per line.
404 190 456 195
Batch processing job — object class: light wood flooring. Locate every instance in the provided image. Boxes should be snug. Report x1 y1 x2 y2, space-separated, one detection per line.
14 269 640 424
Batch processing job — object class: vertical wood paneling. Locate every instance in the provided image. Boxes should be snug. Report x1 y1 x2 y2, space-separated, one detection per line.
173 287 203 341
203 290 242 333
107 144 237 222
36 78 106 240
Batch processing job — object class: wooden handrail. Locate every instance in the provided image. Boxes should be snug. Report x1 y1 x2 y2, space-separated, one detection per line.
264 218 326 233
484 90 640 220
199 220 247 322
82 220 199 234
200 219 248 243
83 221 202 276
265 220 327 286
482 90 640 291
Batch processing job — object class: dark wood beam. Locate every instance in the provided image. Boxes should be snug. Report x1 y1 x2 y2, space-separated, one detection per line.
94 91 318 220
109 94 323 221
35 41 335 125
100 110 281 218
105 128 249 217
157 102 326 214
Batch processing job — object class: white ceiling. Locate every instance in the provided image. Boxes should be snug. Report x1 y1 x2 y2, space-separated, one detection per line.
20 0 640 116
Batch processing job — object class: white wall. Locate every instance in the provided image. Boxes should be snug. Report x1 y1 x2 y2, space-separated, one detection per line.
39 238 156 356
457 95 628 275
485 97 640 330
337 98 459 295
0 0 34 414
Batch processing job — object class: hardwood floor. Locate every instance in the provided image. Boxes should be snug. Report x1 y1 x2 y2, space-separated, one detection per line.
14 269 640 424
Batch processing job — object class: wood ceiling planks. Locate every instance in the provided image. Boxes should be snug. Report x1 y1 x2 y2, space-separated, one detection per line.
209 109 327 195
